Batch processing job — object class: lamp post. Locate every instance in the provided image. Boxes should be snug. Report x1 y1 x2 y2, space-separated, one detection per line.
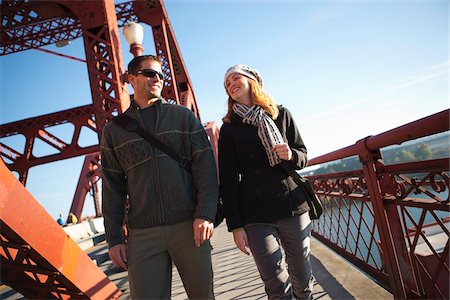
123 21 144 57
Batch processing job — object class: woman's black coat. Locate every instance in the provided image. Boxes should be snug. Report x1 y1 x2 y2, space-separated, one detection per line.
218 106 310 231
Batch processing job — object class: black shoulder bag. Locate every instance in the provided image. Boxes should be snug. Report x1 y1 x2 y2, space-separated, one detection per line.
112 114 224 227
279 161 323 220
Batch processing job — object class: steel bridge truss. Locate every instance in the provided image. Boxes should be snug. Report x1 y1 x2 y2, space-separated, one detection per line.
0 0 215 297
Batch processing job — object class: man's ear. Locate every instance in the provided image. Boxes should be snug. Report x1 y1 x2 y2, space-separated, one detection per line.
127 73 136 86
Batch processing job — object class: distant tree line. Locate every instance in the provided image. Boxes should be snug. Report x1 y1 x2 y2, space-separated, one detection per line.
383 143 433 164
310 134 449 175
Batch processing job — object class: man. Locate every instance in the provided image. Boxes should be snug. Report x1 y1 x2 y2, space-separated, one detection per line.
101 54 218 299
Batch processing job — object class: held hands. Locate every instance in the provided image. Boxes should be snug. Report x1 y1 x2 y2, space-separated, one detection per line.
109 244 128 270
272 143 292 161
193 218 214 247
233 229 250 255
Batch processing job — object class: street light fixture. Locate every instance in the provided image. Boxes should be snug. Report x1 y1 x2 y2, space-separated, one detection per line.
123 21 144 57
56 39 71 47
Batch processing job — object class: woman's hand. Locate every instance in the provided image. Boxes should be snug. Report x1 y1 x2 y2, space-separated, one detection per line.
233 229 250 255
272 143 292 161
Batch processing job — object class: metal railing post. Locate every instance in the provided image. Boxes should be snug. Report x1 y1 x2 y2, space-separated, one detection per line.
357 138 419 299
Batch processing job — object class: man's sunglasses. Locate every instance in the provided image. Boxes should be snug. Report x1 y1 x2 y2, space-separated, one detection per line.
135 69 164 80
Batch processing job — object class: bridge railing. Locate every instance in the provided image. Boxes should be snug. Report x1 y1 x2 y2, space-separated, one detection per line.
305 109 449 299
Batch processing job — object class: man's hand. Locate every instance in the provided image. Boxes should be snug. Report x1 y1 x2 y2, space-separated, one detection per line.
109 244 128 270
272 143 292 161
233 229 250 255
193 218 214 247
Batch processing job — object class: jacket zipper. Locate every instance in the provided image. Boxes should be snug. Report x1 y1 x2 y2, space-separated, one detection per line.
153 103 164 221
136 102 164 223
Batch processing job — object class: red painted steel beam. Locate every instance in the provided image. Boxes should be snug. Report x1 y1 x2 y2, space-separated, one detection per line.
33 47 86 63
378 158 449 207
152 18 181 105
1 1 138 56
309 109 450 166
115 1 139 26
0 1 82 55
0 105 100 185
57 0 130 221
2 0 132 120
365 109 449 152
64 0 130 127
0 104 96 138
69 153 102 222
0 159 121 299
358 145 420 299
134 0 201 121
1 1 75 29
308 110 449 297
1 0 201 184
377 157 449 175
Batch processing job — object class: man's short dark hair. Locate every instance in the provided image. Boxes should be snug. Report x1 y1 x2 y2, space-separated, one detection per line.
128 55 162 75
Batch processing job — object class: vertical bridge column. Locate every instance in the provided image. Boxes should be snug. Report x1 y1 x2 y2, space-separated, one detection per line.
358 139 420 299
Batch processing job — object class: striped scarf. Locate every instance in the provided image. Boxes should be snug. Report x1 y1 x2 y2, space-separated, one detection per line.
233 103 283 167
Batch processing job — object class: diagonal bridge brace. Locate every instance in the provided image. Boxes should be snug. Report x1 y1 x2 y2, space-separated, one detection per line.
0 159 121 299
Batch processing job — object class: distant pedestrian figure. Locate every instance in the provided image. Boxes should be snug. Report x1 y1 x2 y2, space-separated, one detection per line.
56 214 66 226
69 212 78 225
219 64 314 299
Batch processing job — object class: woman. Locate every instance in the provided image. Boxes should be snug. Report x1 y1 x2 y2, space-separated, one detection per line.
218 64 314 299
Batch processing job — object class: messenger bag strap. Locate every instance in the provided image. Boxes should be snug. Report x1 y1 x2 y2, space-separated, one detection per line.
112 114 192 172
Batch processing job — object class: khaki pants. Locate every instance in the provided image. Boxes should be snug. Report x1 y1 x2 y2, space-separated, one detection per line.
127 220 214 299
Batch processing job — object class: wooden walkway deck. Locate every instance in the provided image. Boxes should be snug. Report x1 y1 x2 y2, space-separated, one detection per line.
0 221 392 299
98 223 392 300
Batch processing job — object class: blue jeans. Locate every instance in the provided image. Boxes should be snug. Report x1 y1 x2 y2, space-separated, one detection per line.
245 213 313 299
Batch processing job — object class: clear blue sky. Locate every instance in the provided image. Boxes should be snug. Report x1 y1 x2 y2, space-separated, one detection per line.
1 0 448 220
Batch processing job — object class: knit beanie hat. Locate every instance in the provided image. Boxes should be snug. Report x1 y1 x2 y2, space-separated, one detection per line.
224 64 263 87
